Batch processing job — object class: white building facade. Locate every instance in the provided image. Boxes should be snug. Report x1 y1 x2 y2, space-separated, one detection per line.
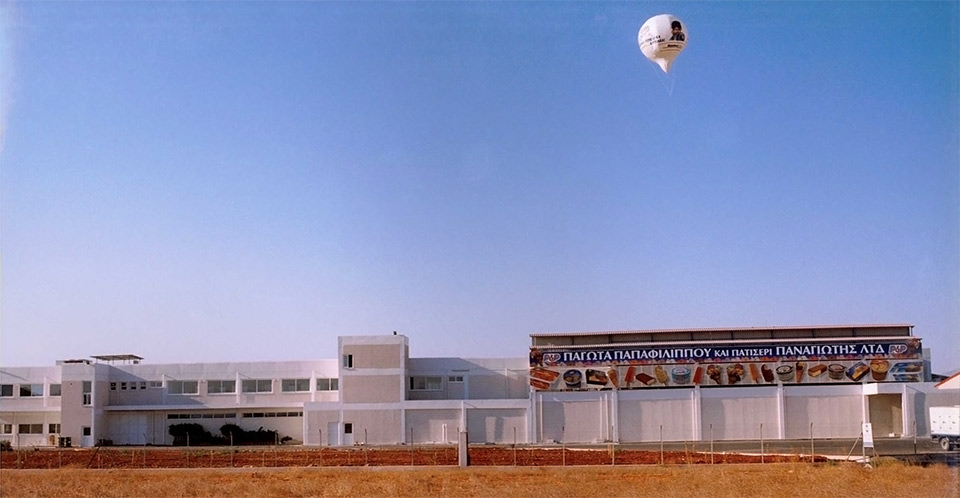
1 325 957 448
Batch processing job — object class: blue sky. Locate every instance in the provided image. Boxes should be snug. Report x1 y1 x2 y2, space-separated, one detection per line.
1 1 958 372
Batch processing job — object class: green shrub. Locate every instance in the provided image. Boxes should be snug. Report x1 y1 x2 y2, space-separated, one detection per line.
168 423 225 446
219 423 280 445
167 422 283 446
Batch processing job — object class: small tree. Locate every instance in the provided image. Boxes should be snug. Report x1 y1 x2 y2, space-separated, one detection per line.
218 423 280 445
220 423 244 444
168 423 211 446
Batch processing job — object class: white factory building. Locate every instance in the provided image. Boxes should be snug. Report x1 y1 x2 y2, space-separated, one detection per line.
2 324 957 448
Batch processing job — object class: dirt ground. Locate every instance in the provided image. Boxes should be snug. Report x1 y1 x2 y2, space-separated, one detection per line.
0 445 825 470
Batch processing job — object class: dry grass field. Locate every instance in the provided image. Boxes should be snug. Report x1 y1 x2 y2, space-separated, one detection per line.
2 461 957 498
0 445 825 469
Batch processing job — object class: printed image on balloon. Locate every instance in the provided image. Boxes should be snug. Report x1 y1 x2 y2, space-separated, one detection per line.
638 14 687 73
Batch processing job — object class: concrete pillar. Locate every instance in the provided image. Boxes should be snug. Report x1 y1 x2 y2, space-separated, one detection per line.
458 431 469 467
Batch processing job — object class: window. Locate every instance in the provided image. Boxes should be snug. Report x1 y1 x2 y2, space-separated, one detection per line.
316 378 339 391
448 376 464 383
148 381 163 388
409 376 442 391
110 382 117 391
167 380 199 395
342 354 353 368
20 384 44 397
139 381 147 390
120 382 128 391
82 426 91 436
49 384 61 396
207 380 236 394
344 423 353 434
1 424 12 434
1 384 14 397
281 379 310 392
18 424 43 434
82 381 92 405
241 379 272 393
49 424 61 434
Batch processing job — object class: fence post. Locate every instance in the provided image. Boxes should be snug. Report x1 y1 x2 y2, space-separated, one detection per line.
610 425 615 466
659 425 664 466
561 426 565 466
759 423 764 464
810 422 814 463
913 419 917 455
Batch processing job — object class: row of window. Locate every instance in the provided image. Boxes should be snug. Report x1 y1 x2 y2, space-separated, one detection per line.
409 375 463 391
167 413 238 419
0 384 62 397
1 424 61 435
109 381 163 391
167 378 338 396
5 374 463 398
2 378 338 399
165 411 303 419
241 411 303 418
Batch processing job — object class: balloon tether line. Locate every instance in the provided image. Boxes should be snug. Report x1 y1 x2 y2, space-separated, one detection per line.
651 65 676 96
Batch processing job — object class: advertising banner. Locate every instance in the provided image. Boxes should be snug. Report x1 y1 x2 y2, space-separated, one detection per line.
528 338 923 391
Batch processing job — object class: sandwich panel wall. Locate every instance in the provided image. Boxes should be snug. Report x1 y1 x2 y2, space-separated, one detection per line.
342 409 403 445
701 392 779 440
618 397 695 442
540 397 604 443
466 408 526 444
405 408 461 444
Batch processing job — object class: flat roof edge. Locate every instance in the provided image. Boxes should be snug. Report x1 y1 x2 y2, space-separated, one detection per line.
530 324 914 338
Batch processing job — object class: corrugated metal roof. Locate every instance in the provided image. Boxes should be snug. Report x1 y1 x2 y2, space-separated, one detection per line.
91 354 144 363
529 323 913 338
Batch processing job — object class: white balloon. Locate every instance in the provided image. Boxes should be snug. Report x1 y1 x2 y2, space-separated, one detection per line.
638 14 687 73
